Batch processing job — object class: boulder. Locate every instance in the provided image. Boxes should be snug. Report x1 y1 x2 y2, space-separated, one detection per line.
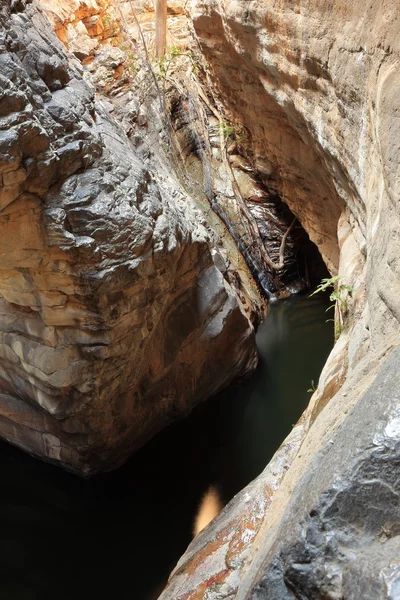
0 0 257 476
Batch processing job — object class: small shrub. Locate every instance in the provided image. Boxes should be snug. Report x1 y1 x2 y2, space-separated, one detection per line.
219 120 236 139
307 380 316 393
311 275 354 341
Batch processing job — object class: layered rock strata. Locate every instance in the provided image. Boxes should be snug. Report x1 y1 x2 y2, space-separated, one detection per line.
165 66 323 298
0 0 258 475
159 0 400 598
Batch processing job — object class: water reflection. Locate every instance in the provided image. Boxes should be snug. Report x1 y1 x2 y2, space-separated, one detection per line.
0 293 332 600
193 486 223 536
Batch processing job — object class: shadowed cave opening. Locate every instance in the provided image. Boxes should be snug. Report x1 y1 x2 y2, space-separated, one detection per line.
253 193 330 297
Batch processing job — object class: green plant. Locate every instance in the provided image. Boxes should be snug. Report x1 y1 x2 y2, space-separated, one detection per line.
310 275 341 295
219 120 236 139
152 45 191 87
307 380 316 393
126 51 137 75
311 275 354 340
116 39 137 75
170 45 182 58
218 120 248 147
235 133 246 143
157 46 183 73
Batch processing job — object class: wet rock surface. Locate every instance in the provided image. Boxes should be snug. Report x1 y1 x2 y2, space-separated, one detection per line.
0 0 257 475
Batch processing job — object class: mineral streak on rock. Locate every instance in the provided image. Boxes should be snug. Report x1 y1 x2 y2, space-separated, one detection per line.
0 0 258 475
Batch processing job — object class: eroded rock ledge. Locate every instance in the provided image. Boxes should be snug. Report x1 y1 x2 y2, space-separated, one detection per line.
159 0 400 598
0 0 258 475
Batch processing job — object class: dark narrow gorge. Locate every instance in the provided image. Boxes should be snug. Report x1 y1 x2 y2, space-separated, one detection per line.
0 292 333 599
0 0 399 599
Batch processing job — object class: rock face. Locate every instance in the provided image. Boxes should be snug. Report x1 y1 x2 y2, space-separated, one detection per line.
43 0 321 305
164 66 324 299
244 346 400 600
40 0 271 323
159 0 400 598
0 0 258 475
40 0 121 61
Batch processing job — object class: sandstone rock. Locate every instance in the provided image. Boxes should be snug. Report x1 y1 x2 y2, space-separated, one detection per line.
240 346 400 600
161 64 316 299
40 0 121 59
159 0 400 597
160 341 400 600
0 0 257 475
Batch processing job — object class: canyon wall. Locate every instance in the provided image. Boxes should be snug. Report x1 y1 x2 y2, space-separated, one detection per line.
1 0 399 593
160 1 400 598
0 0 259 475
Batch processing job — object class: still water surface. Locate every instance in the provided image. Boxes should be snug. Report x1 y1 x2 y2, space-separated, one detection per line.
0 293 333 600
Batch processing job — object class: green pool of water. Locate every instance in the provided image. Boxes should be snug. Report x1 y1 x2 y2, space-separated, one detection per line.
0 293 333 600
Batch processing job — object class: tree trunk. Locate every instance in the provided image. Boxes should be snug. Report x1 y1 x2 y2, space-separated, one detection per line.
155 0 167 58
